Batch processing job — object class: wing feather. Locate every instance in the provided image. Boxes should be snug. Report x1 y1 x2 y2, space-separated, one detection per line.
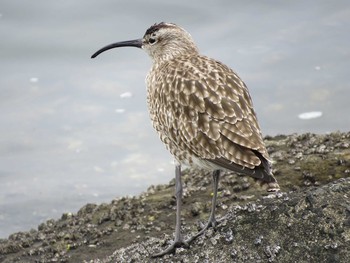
147 55 272 175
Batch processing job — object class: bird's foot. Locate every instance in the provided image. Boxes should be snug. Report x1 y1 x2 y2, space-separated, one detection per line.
186 216 221 244
152 216 227 257
152 238 190 258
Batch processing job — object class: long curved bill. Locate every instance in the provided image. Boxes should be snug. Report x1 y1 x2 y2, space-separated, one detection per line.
91 39 143 58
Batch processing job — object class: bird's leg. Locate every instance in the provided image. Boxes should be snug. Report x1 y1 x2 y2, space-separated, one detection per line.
186 170 221 244
152 165 189 258
207 169 221 227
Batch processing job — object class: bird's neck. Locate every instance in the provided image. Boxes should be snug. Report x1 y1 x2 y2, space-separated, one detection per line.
151 43 199 64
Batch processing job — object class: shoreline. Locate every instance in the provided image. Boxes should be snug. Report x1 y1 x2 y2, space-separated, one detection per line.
1 132 349 262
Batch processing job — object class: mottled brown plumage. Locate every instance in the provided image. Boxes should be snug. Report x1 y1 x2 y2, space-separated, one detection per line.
145 23 276 183
91 22 279 257
147 55 266 170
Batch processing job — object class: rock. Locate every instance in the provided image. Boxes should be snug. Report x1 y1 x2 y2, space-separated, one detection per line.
0 132 349 263
94 178 350 263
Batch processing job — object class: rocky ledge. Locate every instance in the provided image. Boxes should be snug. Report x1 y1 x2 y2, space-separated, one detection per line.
0 132 349 263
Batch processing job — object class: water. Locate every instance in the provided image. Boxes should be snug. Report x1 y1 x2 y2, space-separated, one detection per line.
0 0 349 238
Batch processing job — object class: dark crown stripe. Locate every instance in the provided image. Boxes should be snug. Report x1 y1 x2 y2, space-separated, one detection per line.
145 22 175 36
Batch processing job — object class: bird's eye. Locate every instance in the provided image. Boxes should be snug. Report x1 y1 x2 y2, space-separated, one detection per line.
149 38 157 45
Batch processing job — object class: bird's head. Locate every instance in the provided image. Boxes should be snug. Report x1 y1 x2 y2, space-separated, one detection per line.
91 22 199 62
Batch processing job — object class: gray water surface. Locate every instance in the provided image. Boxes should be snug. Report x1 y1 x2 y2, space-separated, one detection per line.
1 0 349 238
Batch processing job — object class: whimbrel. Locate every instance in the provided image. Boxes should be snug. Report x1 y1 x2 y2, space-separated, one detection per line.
91 22 279 257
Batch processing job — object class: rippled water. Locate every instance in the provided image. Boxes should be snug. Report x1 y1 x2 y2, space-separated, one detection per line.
1 0 349 237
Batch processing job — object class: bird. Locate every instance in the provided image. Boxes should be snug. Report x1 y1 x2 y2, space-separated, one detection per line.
91 22 279 257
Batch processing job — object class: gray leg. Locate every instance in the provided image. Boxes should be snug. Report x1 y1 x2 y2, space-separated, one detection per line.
186 170 221 243
173 164 184 242
152 165 189 257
